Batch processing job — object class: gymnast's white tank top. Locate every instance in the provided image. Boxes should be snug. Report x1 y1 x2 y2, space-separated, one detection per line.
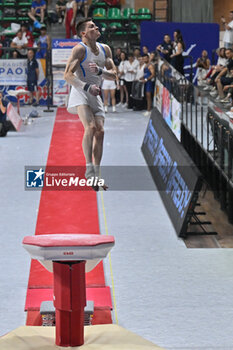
75 41 106 86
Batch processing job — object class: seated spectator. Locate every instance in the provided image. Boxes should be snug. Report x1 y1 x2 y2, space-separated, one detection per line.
140 54 155 117
203 48 227 91
221 72 233 105
196 50 211 86
35 26 51 59
10 30 28 58
65 0 76 38
21 23 34 48
210 49 233 102
117 51 128 107
124 53 139 109
27 49 40 106
56 0 66 24
156 34 173 63
0 92 10 137
75 0 88 18
28 0 47 25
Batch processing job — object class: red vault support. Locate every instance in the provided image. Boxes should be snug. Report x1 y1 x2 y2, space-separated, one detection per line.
53 261 86 347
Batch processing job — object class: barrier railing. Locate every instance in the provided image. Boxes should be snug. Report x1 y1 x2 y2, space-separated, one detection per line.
156 54 233 223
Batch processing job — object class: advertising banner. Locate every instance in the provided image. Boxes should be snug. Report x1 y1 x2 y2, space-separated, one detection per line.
52 39 81 65
142 108 202 237
53 68 69 106
7 103 22 131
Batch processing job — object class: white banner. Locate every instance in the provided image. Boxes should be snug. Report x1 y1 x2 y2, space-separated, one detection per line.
53 68 69 106
0 60 27 85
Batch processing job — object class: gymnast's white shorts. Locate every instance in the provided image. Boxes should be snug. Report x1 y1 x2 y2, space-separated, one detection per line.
67 86 105 118
101 79 116 90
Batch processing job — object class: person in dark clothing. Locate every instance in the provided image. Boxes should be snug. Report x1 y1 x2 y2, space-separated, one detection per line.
0 92 10 137
27 49 40 106
156 34 173 63
113 47 121 67
170 29 185 75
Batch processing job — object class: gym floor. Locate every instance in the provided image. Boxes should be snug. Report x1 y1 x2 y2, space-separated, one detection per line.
1 105 233 350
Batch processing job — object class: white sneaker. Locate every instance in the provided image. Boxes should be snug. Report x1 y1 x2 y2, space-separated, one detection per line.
143 111 151 117
104 106 108 112
215 95 222 101
210 86 216 92
58 17 63 24
210 90 218 97
122 103 127 108
203 85 212 91
112 105 116 112
116 102 122 107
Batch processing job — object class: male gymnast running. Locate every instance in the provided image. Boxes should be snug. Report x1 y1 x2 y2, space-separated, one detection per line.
64 18 117 190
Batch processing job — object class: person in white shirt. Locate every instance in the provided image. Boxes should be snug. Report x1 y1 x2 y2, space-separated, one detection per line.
221 11 233 49
124 53 139 109
117 51 128 107
10 30 28 58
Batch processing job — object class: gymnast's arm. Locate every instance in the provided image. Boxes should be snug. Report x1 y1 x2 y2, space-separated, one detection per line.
64 44 86 90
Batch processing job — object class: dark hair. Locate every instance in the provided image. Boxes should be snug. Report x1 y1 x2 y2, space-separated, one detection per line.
76 17 93 38
17 30 22 34
128 53 134 58
174 29 185 50
40 26 47 31
226 48 233 53
142 53 149 58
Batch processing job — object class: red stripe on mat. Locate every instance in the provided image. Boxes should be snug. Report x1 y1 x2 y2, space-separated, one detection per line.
28 260 105 289
26 107 112 324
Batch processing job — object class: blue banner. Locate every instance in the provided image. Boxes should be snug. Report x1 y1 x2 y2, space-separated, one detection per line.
140 22 219 81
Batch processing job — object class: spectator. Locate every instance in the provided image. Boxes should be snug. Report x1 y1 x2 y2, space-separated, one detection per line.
27 49 40 106
35 26 51 59
21 23 34 48
133 48 140 62
124 53 139 109
142 45 149 55
140 54 155 116
117 51 128 107
210 48 233 101
149 52 157 66
156 34 173 63
75 0 88 19
28 0 47 25
136 56 145 81
221 11 233 49
221 70 233 105
203 48 228 91
196 50 211 86
113 47 121 67
65 0 76 38
131 56 146 111
102 74 117 113
0 92 10 137
56 0 66 24
10 30 28 58
170 29 185 75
